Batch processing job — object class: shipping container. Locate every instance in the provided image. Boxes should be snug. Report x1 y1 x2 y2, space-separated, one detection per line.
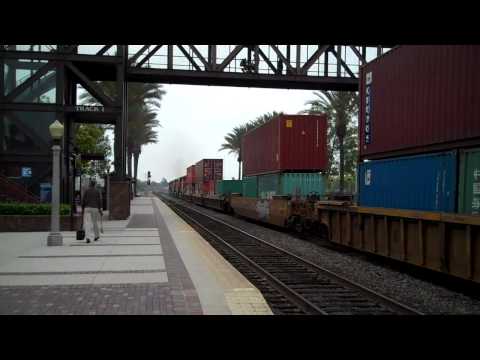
186 165 196 184
257 172 326 199
242 114 328 177
202 180 216 196
216 180 243 196
281 173 326 198
458 148 480 215
242 176 258 198
358 151 457 212
359 45 480 160
195 159 223 184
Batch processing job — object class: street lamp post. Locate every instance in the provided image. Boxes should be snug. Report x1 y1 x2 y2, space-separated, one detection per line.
47 120 64 247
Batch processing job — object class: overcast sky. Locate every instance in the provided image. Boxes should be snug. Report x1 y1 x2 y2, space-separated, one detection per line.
134 84 316 182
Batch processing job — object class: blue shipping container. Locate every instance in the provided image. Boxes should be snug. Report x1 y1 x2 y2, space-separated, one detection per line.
358 151 457 212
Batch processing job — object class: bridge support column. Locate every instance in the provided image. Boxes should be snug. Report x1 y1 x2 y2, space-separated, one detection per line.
109 45 130 221
109 177 131 220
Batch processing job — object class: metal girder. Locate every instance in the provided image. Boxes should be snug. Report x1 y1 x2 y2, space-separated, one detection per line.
208 45 217 71
270 45 296 74
329 47 356 78
128 45 151 65
65 61 115 107
3 61 47 71
96 45 113 56
4 61 56 102
0 50 122 63
301 45 331 74
257 47 278 74
176 45 201 71
349 46 366 64
217 45 244 71
136 45 162 68
61 45 79 53
0 102 120 114
0 56 4 99
121 44 393 88
167 45 173 70
128 67 359 91
188 45 209 68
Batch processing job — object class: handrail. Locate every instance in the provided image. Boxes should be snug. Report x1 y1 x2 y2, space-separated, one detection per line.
0 174 40 203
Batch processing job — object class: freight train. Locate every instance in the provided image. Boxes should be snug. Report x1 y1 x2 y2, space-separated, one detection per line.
165 46 480 285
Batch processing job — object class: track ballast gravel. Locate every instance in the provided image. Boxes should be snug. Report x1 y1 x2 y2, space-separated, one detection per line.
166 196 480 314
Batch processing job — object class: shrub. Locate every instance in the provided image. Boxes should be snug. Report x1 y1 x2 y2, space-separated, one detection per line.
0 203 71 216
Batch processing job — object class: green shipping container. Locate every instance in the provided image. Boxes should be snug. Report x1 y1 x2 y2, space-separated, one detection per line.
282 173 326 197
257 173 326 199
242 176 258 198
216 180 243 196
257 173 279 199
458 148 480 215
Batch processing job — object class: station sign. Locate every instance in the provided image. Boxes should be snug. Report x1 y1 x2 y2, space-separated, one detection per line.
75 105 105 113
364 71 372 146
21 167 32 178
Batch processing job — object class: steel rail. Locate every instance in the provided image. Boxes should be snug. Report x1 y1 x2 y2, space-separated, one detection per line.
164 196 326 315
160 194 423 315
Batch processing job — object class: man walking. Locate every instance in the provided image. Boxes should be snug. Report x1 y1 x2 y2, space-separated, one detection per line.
82 179 103 244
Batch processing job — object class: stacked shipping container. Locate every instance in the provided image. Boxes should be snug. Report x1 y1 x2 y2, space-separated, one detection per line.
358 45 480 214
184 165 196 195
216 180 243 196
458 148 480 215
358 152 457 212
244 173 327 200
169 159 224 197
241 114 329 199
195 159 223 196
242 114 328 176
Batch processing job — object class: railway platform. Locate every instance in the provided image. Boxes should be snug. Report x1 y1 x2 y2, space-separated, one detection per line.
0 195 272 315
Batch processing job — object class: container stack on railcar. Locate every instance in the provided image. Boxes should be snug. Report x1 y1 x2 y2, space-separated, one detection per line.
357 45 480 214
241 114 329 200
194 159 223 196
229 114 329 229
314 45 480 284
185 165 196 195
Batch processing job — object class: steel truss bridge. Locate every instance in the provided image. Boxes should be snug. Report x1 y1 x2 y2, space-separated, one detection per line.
0 44 391 211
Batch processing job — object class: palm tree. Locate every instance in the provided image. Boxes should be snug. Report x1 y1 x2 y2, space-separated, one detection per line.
250 111 284 128
128 106 160 183
304 91 358 192
219 124 250 180
79 82 165 187
219 111 284 180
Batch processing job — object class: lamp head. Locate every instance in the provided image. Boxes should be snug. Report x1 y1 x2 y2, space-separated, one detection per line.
49 120 64 140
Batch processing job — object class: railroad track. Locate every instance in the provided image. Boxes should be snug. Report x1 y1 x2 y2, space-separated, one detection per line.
159 194 422 315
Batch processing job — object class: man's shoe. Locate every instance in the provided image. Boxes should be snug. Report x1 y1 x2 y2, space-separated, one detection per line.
86 239 91 244
94 237 99 242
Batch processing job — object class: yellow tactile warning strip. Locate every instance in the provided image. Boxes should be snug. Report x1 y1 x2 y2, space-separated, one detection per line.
225 288 273 315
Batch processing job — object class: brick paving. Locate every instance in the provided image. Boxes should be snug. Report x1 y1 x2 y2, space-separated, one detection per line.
0 283 203 315
0 196 273 315
151 201 203 312
0 198 203 315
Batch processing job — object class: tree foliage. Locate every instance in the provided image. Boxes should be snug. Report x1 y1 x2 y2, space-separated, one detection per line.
219 111 283 179
303 91 359 192
74 124 112 176
79 82 165 184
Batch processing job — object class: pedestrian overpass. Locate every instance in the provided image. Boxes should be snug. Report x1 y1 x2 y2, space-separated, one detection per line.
0 45 392 218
